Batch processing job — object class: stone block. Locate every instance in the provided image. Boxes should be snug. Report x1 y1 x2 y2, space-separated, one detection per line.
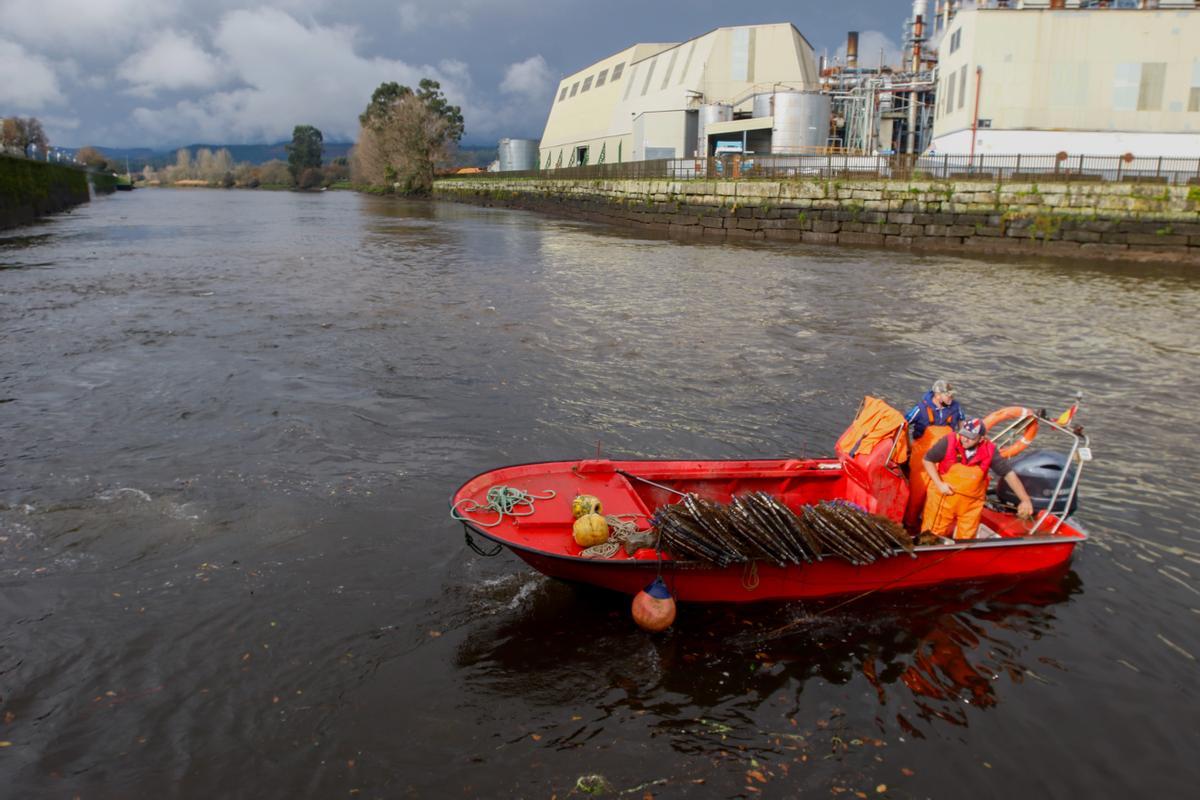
974 226 1005 237
726 226 763 239
948 225 976 237
802 231 839 245
901 224 924 237
912 213 935 225
888 212 915 225
698 216 724 228
1126 233 1188 246
925 224 951 236
763 228 802 242
839 231 886 246
1062 230 1101 243
841 221 865 232
885 235 915 247
1100 232 1129 244
812 220 840 233
879 224 901 235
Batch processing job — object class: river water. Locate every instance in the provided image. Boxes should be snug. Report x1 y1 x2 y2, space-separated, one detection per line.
1 189 1197 798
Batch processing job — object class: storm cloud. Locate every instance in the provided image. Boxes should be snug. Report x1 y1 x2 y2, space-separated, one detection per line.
0 0 905 148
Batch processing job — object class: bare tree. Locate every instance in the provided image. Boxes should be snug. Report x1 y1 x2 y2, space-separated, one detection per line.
1 117 49 158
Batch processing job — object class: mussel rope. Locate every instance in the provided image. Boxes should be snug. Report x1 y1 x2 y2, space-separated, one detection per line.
451 486 557 527
580 514 646 559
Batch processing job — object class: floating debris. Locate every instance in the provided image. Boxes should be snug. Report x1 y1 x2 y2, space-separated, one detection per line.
652 495 912 567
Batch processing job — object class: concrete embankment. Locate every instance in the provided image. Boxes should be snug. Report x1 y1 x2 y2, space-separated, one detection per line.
0 155 97 230
435 176 1200 264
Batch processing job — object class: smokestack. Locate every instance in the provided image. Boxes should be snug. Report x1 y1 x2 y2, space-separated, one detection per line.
846 31 859 69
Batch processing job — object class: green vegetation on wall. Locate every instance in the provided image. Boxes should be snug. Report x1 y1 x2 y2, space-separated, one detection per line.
0 155 91 230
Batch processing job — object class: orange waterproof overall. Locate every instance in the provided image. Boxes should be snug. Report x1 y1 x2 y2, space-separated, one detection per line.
904 408 954 531
921 437 994 540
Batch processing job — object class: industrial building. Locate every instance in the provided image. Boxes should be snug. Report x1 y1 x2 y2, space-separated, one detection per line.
537 24 829 168
929 0 1200 156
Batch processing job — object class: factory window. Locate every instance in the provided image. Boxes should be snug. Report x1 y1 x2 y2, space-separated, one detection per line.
575 146 589 166
596 69 608 88
558 86 568 102
582 76 593 93
623 65 638 100
949 29 961 54
570 81 579 97
1137 63 1165 111
641 57 657 96
611 62 624 81
958 65 968 110
1112 63 1139 111
947 72 957 114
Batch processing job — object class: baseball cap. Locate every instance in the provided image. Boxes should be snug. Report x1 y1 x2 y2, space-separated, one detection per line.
960 418 987 439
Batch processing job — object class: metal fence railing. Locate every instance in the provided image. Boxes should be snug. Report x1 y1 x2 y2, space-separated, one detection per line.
451 154 1200 187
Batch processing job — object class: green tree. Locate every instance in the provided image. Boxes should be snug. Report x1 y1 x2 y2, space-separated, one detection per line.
352 79 464 195
287 125 324 183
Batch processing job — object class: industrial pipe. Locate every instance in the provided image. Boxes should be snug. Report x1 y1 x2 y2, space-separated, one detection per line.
847 31 859 69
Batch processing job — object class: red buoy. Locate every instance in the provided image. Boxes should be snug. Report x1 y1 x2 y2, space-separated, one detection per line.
632 577 676 632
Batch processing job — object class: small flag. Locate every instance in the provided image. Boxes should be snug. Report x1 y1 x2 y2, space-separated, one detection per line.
1055 404 1077 426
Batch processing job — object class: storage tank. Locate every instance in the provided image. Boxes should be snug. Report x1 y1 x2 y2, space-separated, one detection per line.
751 92 772 119
697 103 732 156
771 91 832 153
498 138 539 171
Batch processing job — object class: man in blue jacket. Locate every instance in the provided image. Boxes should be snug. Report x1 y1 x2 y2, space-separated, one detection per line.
907 380 965 442
904 379 966 530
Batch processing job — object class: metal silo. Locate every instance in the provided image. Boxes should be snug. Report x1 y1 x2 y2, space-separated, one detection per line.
771 91 831 153
751 92 773 119
697 103 733 157
498 138 539 171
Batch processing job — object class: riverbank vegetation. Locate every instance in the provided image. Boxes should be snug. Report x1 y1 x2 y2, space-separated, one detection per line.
350 79 463 195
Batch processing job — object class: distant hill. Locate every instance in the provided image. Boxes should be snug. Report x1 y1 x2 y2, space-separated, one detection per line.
66 142 497 171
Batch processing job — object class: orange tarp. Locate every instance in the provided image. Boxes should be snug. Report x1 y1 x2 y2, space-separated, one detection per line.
835 396 909 463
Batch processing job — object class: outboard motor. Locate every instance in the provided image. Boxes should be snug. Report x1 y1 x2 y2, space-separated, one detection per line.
994 450 1078 516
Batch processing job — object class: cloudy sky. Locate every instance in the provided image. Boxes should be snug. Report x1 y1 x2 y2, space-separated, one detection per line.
0 0 907 149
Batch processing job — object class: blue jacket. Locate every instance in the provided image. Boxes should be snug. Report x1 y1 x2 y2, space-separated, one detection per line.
906 391 965 440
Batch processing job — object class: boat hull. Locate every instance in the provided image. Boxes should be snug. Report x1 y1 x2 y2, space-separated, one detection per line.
452 457 1086 603
507 537 1080 602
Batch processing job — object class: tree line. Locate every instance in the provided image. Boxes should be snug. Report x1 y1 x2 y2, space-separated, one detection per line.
7 76 464 194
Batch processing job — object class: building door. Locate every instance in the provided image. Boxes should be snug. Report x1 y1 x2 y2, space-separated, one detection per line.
575 146 589 166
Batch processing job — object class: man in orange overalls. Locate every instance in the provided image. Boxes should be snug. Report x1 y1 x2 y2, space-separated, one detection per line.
921 418 1034 540
904 380 964 531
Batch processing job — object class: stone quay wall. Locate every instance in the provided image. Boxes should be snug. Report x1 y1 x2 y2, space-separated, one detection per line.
0 155 92 230
434 176 1200 264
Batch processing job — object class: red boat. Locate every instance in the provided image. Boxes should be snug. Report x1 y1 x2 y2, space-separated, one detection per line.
450 399 1090 603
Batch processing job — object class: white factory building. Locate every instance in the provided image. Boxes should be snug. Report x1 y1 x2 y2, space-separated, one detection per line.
537 23 828 169
929 0 1200 156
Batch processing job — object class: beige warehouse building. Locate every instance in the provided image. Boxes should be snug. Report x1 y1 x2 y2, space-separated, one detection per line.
930 1 1200 156
538 23 826 169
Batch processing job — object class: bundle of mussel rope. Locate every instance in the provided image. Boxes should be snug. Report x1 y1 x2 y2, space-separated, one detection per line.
651 493 913 567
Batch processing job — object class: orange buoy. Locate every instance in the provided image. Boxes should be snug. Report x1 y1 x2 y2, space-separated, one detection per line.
632 577 676 632
982 406 1040 458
